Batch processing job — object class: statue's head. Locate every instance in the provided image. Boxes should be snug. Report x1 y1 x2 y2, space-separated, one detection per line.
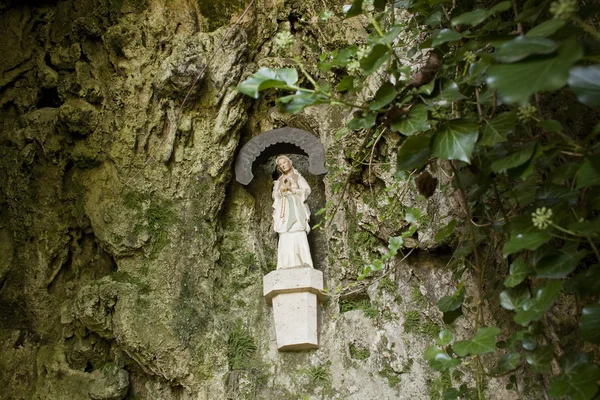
276 156 293 174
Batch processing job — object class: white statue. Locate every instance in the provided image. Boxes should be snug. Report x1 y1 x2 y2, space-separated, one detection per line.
272 155 314 269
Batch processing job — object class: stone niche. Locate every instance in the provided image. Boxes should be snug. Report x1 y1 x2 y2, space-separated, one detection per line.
237 128 326 351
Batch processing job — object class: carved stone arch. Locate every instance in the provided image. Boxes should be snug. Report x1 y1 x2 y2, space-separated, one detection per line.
235 127 327 185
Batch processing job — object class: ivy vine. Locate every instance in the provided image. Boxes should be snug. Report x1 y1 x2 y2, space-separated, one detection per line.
237 0 600 398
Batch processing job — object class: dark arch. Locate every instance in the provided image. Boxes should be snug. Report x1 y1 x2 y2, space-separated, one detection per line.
235 127 327 185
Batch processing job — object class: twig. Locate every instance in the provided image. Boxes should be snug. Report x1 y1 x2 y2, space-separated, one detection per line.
512 0 524 35
368 128 387 203
475 87 483 122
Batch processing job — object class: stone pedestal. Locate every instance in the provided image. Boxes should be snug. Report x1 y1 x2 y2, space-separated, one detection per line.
263 266 324 351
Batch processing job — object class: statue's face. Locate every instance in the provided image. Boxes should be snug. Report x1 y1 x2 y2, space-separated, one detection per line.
277 157 292 173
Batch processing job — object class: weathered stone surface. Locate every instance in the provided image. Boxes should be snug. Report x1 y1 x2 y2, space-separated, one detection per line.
59 99 98 136
0 0 531 399
89 363 129 400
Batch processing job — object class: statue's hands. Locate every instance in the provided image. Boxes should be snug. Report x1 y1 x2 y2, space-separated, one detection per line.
280 180 292 194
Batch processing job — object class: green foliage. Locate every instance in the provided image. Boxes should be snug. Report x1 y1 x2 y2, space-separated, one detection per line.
411 285 429 308
227 323 257 371
340 298 378 319
436 282 465 312
306 364 330 385
452 327 501 357
404 310 440 337
349 343 371 360
236 0 600 396
123 190 178 258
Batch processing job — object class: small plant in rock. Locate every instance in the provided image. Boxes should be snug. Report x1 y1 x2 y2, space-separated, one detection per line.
227 323 257 371
306 363 330 384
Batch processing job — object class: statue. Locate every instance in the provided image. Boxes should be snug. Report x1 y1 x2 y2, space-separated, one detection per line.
272 155 314 269
263 154 324 351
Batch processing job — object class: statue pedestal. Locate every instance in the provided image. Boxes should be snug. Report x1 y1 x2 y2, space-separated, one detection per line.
263 266 324 351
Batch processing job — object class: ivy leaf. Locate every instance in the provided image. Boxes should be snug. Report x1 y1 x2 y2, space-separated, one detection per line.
278 92 326 114
535 250 585 279
348 114 376 130
369 82 397 110
236 67 299 99
404 207 422 223
504 259 534 288
337 76 355 92
451 2 510 26
500 287 531 311
488 1 512 14
452 327 501 357
575 158 600 189
371 24 404 45
508 330 538 351
514 281 562 325
396 134 431 170
442 308 463 325
374 0 387 11
360 44 389 75
424 80 467 107
568 219 600 237
333 46 358 65
549 363 600 400
580 302 600 344
566 264 600 297
538 121 564 138
550 352 600 399
466 57 491 86
494 353 522 374
388 236 404 256
525 345 554 373
479 111 516 146
526 19 566 37
491 143 536 173
568 65 600 106
432 29 462 47
560 352 589 374
424 10 444 26
345 0 364 18
425 346 461 371
432 119 479 163
436 330 456 346
503 215 551 256
435 219 457 243
437 282 465 312
503 231 550 257
486 38 583 104
390 104 431 136
521 332 538 351
442 388 460 400
451 9 489 26
494 37 558 63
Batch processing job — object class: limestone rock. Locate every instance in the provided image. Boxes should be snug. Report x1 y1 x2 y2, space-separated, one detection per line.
89 363 129 400
58 99 98 136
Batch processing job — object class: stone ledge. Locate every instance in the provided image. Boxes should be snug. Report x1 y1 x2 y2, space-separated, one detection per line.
263 266 324 305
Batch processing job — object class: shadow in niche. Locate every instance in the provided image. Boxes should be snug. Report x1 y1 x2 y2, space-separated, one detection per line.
245 152 327 272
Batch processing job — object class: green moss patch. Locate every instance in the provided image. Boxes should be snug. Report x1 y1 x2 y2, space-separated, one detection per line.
403 310 439 337
340 298 378 319
349 343 371 360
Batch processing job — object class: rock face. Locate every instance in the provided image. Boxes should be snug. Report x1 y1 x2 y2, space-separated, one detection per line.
0 1 517 399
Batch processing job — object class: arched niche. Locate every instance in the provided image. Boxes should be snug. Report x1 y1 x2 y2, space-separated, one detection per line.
235 128 327 185
234 127 327 271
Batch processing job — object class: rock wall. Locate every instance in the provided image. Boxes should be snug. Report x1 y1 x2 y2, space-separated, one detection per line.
0 1 518 399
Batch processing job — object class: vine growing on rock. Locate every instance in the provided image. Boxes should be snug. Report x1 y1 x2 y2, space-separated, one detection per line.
236 0 600 398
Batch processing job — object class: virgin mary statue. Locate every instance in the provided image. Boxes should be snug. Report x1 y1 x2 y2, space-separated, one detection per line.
272 156 314 269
